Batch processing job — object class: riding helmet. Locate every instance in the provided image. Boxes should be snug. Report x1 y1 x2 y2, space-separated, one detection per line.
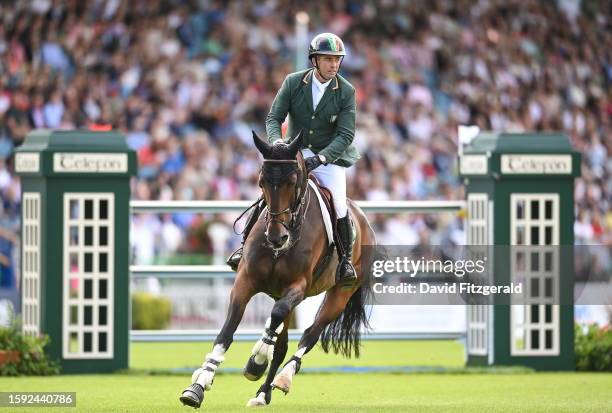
308 33 346 59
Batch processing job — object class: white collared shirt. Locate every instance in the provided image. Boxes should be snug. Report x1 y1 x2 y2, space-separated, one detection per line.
312 72 332 110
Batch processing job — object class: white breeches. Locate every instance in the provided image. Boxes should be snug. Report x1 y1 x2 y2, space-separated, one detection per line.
302 149 348 218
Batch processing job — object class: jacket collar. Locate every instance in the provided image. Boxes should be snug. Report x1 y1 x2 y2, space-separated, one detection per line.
302 69 339 90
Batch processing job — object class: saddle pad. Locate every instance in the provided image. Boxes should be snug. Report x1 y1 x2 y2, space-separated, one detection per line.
308 179 334 246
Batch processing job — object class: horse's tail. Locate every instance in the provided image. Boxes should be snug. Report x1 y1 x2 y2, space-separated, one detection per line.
319 252 375 358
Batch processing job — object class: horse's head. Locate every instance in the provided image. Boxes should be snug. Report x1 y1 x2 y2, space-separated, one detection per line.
252 130 307 251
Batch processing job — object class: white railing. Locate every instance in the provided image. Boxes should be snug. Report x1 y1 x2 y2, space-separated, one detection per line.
129 200 465 278
131 265 232 279
130 200 465 214
129 199 467 341
130 329 465 342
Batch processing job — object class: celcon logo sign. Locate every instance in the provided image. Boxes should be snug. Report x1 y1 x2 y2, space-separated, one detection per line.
460 155 488 175
501 155 572 174
53 153 128 173
15 152 40 173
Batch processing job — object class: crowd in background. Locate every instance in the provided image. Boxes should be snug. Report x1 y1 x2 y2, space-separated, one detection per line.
0 0 610 272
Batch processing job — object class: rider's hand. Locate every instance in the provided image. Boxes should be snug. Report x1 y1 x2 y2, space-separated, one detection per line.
305 156 323 173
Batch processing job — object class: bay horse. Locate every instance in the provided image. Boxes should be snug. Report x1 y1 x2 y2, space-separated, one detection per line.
180 130 376 407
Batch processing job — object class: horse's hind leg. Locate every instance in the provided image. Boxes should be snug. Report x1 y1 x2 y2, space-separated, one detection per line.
246 313 290 406
272 287 353 394
180 274 255 408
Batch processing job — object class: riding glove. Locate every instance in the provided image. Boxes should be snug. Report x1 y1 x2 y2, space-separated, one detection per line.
305 156 323 172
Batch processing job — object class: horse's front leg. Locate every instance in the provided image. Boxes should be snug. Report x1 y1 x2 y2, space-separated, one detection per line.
246 285 304 406
180 273 255 408
244 315 290 407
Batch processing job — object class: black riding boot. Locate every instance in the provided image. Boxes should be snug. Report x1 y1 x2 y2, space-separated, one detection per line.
227 200 265 271
335 215 357 288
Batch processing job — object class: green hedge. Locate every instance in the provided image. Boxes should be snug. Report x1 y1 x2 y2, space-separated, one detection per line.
132 293 172 330
153 253 212 265
0 321 59 376
575 323 612 372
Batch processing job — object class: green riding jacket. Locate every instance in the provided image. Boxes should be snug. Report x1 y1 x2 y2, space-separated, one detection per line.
265 68 360 167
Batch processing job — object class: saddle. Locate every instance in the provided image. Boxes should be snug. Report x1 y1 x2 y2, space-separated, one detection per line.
308 174 339 238
307 174 342 280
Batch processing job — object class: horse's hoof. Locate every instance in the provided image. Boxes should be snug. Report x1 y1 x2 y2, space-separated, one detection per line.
271 373 291 394
246 391 268 407
243 355 268 381
180 383 204 408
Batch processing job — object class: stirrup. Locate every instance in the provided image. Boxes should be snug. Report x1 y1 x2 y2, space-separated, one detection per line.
336 258 357 288
226 247 243 271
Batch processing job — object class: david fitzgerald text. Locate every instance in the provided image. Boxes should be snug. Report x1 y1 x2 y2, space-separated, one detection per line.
373 282 523 296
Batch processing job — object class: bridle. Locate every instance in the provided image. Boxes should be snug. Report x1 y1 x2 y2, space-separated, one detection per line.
261 156 310 253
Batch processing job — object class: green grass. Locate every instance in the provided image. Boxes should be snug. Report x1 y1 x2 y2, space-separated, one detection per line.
1 341 610 412
0 372 610 412
129 340 465 370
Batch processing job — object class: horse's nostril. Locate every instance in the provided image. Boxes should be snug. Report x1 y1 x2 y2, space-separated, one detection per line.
268 233 288 248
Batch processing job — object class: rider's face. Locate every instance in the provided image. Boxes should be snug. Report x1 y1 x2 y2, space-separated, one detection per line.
315 55 341 80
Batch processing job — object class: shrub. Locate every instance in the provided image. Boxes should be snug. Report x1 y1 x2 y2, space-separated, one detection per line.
574 323 612 372
0 320 60 376
132 292 172 330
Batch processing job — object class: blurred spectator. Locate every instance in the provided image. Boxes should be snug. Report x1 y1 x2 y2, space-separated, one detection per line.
0 0 609 268
0 225 16 288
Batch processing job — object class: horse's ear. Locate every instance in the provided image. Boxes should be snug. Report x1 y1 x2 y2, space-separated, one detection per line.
252 130 271 158
288 129 304 157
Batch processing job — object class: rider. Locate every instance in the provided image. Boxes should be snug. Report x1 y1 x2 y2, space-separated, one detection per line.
227 32 360 288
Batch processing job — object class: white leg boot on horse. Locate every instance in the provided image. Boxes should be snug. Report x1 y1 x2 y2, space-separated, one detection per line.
246 286 304 407
243 317 284 381
181 344 226 407
180 276 255 409
193 344 226 389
